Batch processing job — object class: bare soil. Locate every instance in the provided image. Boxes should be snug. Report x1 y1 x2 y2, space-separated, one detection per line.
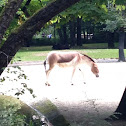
1 60 126 126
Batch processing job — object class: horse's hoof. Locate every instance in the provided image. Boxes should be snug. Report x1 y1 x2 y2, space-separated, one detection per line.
45 83 51 86
48 84 51 86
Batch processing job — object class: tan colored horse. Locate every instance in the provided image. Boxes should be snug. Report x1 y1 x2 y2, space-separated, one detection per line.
44 51 99 86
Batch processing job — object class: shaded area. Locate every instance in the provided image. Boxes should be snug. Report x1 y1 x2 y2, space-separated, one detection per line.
106 87 126 121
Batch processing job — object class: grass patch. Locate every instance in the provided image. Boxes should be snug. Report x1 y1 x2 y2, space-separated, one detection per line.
15 46 52 61
82 43 118 49
14 44 125 62
78 49 119 59
15 51 47 61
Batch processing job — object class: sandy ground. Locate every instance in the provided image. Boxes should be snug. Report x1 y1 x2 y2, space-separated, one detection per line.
0 61 126 125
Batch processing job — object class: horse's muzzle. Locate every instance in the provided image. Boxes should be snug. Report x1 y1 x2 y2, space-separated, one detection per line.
96 74 99 77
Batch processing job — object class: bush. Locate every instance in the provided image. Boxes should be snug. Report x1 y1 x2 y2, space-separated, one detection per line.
0 95 46 126
0 95 25 126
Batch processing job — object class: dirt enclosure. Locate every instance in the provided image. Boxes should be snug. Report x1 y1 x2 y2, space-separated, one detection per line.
1 61 126 126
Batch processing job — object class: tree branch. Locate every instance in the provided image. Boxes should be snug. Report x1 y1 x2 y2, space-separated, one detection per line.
0 0 23 44
0 0 80 75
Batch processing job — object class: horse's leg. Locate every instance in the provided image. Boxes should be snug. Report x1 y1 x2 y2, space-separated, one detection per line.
79 68 86 84
70 55 80 85
70 67 76 85
45 64 54 86
45 69 51 86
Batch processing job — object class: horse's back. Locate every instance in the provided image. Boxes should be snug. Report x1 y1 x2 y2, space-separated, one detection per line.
47 51 80 63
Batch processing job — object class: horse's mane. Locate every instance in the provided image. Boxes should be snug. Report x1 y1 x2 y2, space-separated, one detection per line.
81 53 95 62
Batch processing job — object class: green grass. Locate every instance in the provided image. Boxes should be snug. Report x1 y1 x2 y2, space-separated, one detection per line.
15 46 52 61
82 49 119 59
14 44 125 62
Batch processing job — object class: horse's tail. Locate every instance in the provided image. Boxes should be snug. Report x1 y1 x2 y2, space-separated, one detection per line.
44 60 46 71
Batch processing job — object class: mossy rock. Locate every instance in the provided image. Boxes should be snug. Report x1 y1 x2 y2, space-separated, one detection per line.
0 95 70 126
32 98 70 126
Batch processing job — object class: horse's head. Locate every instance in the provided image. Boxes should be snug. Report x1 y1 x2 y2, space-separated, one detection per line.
91 63 99 77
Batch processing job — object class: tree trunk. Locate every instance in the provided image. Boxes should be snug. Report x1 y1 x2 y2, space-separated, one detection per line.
73 20 76 46
107 32 115 48
83 30 86 40
82 21 86 41
118 31 125 61
124 33 126 49
57 28 64 43
86 28 89 40
62 24 68 45
0 0 23 44
69 20 76 46
106 87 126 120
0 0 81 75
58 24 68 45
77 17 82 46
53 24 56 38
115 87 126 119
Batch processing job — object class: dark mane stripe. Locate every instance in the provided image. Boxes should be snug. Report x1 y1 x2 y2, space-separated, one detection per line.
81 53 95 62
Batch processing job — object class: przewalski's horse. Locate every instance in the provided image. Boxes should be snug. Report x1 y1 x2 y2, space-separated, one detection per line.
44 51 99 86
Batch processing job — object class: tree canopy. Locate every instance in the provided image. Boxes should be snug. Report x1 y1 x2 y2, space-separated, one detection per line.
0 0 126 72
0 0 81 75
